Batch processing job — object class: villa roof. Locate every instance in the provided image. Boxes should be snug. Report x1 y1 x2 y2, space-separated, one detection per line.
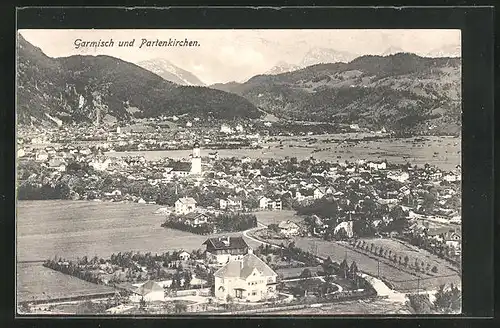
214 253 276 279
176 197 197 205
202 236 248 250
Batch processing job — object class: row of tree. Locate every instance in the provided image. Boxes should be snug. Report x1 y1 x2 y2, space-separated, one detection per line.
351 240 439 274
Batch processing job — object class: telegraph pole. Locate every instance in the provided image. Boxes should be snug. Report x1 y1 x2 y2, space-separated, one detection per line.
377 260 380 278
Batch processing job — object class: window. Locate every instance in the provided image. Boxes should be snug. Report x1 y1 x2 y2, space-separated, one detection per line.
252 291 257 296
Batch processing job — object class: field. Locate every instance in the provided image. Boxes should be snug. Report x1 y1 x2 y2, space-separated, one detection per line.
17 200 256 262
291 237 460 292
106 135 460 171
17 200 265 305
17 262 115 303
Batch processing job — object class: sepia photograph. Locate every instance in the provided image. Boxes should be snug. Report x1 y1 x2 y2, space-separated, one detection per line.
16 28 462 316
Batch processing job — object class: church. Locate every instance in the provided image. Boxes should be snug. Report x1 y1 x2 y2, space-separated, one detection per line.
169 143 203 177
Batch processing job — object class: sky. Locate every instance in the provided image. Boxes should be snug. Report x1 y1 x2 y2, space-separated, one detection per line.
18 29 461 85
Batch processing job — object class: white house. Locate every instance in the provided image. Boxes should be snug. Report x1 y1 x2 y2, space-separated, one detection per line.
90 158 112 171
35 150 49 162
131 280 165 302
214 252 278 302
183 212 210 227
387 171 410 183
175 197 197 215
219 196 243 210
259 197 282 211
220 124 234 134
178 251 191 261
277 220 301 237
313 187 333 200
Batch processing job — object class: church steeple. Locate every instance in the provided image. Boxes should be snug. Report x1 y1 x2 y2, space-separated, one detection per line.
191 142 202 174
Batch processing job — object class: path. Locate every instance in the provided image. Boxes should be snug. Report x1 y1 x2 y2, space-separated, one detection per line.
242 222 282 248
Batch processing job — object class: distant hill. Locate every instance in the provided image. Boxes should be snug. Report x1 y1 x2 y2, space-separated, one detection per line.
16 34 261 125
136 58 206 86
210 53 461 135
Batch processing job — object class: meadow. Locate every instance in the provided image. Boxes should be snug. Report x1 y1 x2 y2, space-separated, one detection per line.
17 200 252 262
17 262 115 303
106 135 460 171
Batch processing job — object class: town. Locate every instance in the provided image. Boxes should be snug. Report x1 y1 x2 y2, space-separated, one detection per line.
17 119 462 315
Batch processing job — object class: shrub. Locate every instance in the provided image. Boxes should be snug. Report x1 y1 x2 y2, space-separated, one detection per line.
431 266 438 273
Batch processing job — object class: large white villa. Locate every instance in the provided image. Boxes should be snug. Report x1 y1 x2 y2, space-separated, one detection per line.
214 251 278 303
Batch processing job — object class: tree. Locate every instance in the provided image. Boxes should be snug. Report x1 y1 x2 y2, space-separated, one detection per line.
433 284 461 313
333 226 348 241
406 294 433 314
174 301 188 314
404 256 409 267
339 258 349 279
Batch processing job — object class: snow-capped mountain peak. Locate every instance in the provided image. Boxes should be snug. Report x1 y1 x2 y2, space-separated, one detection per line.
299 47 357 67
136 58 205 86
265 61 301 75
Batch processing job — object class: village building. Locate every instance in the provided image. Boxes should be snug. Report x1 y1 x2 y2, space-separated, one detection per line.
214 251 278 302
35 149 49 162
278 220 301 237
258 196 282 211
219 196 243 211
208 152 219 160
47 157 67 172
175 197 197 215
202 236 249 265
131 280 165 302
313 186 333 200
178 251 191 261
183 212 210 227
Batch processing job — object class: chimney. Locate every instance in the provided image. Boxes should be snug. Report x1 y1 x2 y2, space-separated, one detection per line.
247 248 253 254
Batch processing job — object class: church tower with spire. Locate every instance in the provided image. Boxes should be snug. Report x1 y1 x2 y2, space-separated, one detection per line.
191 142 202 175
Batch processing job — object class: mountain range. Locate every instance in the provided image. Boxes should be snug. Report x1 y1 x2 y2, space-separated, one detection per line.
264 47 359 76
211 53 461 135
16 34 261 125
136 58 206 86
17 35 461 134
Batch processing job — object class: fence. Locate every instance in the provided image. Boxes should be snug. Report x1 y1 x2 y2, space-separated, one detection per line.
174 288 211 297
204 295 384 315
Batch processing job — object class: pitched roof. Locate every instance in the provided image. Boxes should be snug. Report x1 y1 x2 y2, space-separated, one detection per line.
171 161 192 172
176 197 197 205
202 236 248 250
135 280 163 296
214 253 276 279
278 220 299 229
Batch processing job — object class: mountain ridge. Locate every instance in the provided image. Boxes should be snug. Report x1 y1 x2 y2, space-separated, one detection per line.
210 53 461 135
16 34 261 125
